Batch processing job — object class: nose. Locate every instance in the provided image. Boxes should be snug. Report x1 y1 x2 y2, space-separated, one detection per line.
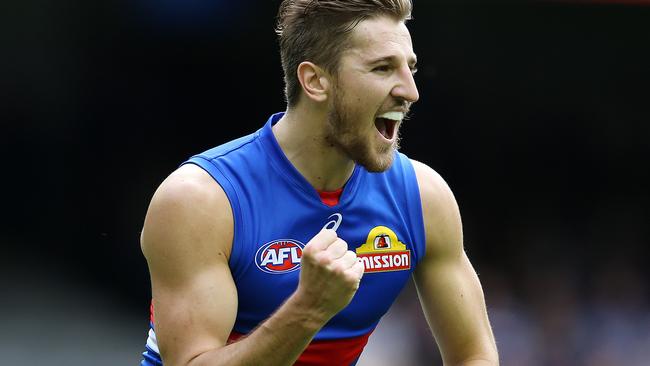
391 65 419 104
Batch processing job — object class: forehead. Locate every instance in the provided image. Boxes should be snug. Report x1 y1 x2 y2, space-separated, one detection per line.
343 16 415 62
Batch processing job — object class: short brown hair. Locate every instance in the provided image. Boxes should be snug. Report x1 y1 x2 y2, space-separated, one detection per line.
276 0 413 107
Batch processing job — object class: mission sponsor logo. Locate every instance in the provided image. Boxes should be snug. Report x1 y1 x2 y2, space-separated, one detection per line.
255 239 305 274
356 226 411 273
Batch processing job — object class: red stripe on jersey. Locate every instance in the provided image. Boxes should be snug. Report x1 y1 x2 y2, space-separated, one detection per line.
150 300 155 323
317 188 343 207
228 331 372 365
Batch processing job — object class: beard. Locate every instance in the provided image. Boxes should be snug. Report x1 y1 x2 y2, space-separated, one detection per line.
324 86 401 173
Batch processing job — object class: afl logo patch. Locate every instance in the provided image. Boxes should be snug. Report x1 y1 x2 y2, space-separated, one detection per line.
255 239 305 274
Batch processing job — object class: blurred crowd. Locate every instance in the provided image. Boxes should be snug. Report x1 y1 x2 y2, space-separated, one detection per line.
360 259 650 366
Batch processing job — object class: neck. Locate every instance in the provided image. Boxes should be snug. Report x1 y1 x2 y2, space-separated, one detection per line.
272 104 355 191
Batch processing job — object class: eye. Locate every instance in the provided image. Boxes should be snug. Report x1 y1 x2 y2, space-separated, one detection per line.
372 65 391 73
410 67 418 76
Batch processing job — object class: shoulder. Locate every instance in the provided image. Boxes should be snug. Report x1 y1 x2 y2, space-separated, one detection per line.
147 164 232 221
141 164 234 277
153 163 226 200
410 159 463 259
410 159 455 205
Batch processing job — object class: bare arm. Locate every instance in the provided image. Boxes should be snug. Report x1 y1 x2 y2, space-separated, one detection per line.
141 164 363 366
411 160 498 366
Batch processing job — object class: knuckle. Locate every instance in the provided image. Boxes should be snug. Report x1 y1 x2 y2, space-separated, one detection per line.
345 271 361 285
301 246 317 260
315 252 331 266
331 264 346 276
302 245 314 255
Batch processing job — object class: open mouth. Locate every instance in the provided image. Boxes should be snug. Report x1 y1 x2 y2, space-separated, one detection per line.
375 117 397 140
374 111 404 141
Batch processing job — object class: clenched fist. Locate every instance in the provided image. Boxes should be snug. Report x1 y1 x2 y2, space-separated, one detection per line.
294 229 365 319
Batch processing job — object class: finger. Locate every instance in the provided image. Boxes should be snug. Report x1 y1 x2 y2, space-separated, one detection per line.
324 238 348 260
336 250 358 270
305 228 338 252
343 260 365 287
352 260 365 280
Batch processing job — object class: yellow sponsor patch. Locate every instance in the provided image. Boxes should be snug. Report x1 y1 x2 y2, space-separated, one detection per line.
356 226 411 273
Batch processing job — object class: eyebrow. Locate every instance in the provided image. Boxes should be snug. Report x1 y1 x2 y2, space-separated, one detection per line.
367 54 418 67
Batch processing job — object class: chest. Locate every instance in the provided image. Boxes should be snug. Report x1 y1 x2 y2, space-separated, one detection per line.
231 193 420 335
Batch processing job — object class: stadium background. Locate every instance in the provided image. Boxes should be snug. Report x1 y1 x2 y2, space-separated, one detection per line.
2 0 649 364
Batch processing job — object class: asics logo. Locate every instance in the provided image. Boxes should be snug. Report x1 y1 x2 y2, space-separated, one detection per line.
322 213 343 232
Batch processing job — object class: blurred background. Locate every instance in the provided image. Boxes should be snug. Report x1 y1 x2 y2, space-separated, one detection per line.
1 0 649 365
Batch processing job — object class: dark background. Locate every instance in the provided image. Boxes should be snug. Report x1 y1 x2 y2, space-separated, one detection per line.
2 1 649 364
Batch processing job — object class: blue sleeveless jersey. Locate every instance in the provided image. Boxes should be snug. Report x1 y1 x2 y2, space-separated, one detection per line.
141 112 426 365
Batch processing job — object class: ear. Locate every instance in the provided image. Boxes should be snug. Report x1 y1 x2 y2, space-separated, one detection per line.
296 61 331 103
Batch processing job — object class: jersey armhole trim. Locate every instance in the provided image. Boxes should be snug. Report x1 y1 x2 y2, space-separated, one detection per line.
400 154 427 266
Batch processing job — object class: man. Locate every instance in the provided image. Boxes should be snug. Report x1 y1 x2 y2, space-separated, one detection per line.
140 0 498 365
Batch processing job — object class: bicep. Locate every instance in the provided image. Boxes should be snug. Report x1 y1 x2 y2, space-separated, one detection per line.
141 166 238 366
413 252 493 363
151 256 238 366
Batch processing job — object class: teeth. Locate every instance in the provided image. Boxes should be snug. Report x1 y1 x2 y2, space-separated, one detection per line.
378 111 404 121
